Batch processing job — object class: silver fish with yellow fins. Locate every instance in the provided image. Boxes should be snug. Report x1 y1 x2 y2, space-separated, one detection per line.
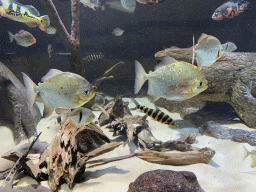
22 69 95 117
134 56 208 102
8 30 36 47
195 33 224 70
0 0 50 31
130 98 176 127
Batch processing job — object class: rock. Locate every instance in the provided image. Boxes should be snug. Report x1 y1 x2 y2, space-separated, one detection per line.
128 169 204 192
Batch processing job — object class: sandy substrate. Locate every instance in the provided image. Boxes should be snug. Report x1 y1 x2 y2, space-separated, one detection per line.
1 97 256 191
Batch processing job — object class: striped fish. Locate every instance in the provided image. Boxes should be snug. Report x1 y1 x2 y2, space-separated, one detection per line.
130 98 176 127
83 53 104 61
0 1 50 31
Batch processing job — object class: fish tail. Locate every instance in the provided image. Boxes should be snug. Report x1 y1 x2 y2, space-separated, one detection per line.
21 72 38 108
134 60 148 94
8 31 14 43
240 1 252 12
38 15 50 31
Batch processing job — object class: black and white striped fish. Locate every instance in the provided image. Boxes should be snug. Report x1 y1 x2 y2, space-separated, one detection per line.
83 53 104 61
130 98 176 127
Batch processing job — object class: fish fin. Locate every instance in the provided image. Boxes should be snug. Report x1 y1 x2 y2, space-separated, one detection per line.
154 56 178 70
60 108 71 123
197 33 208 43
38 15 50 31
147 81 160 103
22 72 38 108
8 31 13 43
24 5 40 16
106 0 135 14
130 97 139 106
25 21 37 28
121 0 136 13
41 69 63 82
134 60 147 94
41 93 54 118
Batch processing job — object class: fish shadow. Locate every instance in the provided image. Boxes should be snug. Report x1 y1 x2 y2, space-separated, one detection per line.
79 166 129 183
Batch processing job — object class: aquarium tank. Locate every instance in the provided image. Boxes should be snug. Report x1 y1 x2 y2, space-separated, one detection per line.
0 0 255 191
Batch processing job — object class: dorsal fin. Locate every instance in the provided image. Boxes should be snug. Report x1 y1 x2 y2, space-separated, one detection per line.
154 56 178 71
24 5 40 16
41 69 63 82
197 33 208 43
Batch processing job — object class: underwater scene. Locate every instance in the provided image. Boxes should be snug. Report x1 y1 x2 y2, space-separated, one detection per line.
0 0 256 191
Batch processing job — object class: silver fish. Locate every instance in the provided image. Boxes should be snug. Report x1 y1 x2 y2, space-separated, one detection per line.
61 107 95 125
47 44 53 58
195 33 224 70
22 69 95 117
134 56 208 102
112 27 124 36
221 42 237 52
8 30 36 47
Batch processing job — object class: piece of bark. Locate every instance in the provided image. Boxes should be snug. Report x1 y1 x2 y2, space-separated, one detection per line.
36 119 123 191
179 133 197 144
128 169 205 192
154 47 256 128
199 121 256 146
0 61 41 144
136 147 215 165
98 96 132 126
150 133 196 151
0 133 51 192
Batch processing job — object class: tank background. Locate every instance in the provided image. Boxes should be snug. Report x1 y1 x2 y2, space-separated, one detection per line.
0 0 255 96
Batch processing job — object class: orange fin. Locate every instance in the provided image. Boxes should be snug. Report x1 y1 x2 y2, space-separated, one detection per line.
25 22 37 28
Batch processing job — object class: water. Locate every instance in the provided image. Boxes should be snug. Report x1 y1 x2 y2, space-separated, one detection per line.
0 0 255 191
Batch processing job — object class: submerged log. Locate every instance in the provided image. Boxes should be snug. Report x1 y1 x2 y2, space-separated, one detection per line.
199 121 256 146
155 48 256 128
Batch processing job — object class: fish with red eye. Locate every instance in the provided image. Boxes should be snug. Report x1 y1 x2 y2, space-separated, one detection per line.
212 0 252 21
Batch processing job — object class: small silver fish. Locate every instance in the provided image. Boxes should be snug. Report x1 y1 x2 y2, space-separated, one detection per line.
47 44 53 58
112 27 124 36
83 53 104 61
45 26 57 35
221 42 237 52
134 56 208 102
8 30 36 47
22 69 95 117
195 33 224 69
105 0 136 14
56 107 95 125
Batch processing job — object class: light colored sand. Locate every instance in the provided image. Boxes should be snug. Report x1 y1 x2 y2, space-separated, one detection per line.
1 97 256 191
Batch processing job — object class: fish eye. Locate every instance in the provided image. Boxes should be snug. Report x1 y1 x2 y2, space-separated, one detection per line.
85 90 88 94
41 20 43 23
198 81 203 87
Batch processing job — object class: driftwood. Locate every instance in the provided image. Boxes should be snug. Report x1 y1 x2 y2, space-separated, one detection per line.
136 147 215 165
154 48 256 128
0 133 51 192
39 0 83 75
199 121 256 146
0 61 41 144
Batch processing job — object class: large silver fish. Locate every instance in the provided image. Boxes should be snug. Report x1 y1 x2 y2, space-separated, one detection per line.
22 69 95 117
134 56 208 102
